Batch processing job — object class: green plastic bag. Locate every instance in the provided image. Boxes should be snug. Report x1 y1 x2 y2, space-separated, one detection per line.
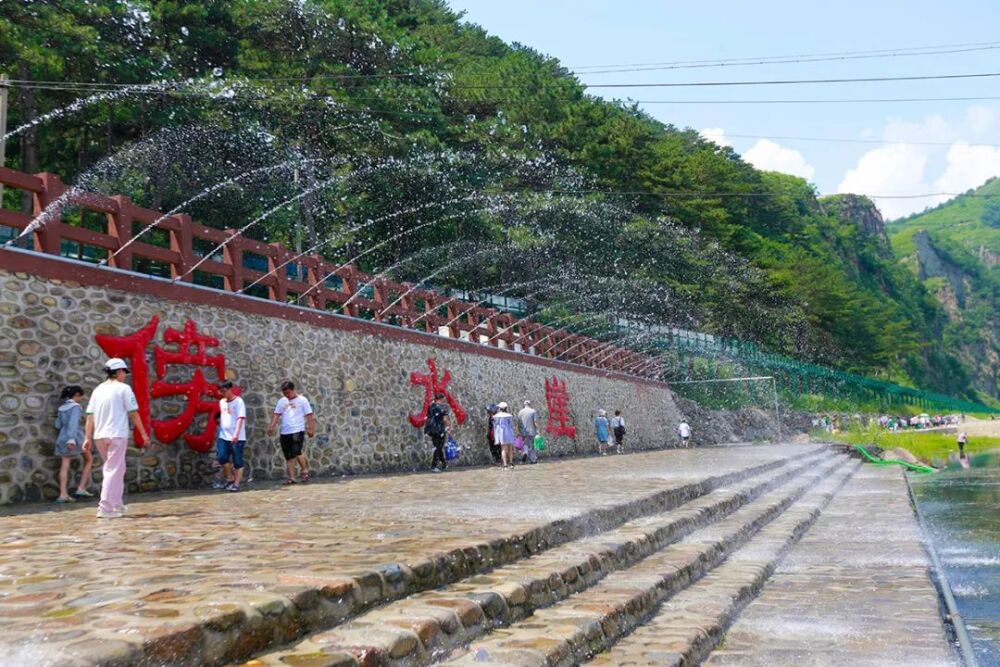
533 434 547 451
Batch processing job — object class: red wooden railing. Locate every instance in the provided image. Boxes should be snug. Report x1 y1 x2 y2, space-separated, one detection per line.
0 167 656 377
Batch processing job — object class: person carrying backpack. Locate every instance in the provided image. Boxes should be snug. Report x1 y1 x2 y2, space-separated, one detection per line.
611 409 626 454
426 393 452 472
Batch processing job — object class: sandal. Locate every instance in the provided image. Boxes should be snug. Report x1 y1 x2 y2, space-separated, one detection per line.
300 472 310 484
55 496 76 504
283 478 296 485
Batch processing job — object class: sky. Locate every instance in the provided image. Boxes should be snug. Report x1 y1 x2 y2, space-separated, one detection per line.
447 0 1000 219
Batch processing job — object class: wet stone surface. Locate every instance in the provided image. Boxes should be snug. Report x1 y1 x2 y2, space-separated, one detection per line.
703 466 957 667
0 443 812 666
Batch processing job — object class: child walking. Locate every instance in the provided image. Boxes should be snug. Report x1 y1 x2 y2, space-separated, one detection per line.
53 386 94 503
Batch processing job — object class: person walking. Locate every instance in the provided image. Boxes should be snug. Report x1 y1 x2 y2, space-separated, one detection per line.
425 393 452 472
957 431 968 457
610 409 626 454
492 402 517 469
266 381 315 485
678 419 691 447
594 409 611 456
83 358 148 519
53 385 94 503
217 381 247 492
485 404 501 465
517 400 540 464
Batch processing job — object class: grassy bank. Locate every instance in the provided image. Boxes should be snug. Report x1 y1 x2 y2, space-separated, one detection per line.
820 426 1000 464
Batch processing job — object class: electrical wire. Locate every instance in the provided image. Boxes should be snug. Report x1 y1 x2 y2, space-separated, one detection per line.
569 40 1000 70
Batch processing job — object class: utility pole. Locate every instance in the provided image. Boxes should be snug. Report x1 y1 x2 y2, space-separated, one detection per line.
0 73 8 206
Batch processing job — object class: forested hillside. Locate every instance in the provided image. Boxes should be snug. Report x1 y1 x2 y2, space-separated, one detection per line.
0 0 991 403
889 179 1000 399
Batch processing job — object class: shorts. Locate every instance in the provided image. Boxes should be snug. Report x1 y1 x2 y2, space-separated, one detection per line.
55 441 83 457
613 427 625 445
216 439 246 469
280 432 305 461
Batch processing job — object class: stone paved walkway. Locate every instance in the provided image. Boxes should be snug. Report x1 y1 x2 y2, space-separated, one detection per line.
0 444 814 667
703 466 957 667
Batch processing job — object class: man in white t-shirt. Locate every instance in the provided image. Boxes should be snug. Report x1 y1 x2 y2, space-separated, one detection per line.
83 358 149 518
217 381 246 492
678 420 691 447
266 380 315 484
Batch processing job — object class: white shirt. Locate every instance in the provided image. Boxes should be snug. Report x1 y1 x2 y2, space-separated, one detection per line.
274 395 313 435
87 380 139 439
678 422 691 438
219 396 246 441
611 415 625 429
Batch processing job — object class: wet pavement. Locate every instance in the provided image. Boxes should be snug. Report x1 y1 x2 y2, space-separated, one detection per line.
704 465 957 667
0 443 816 667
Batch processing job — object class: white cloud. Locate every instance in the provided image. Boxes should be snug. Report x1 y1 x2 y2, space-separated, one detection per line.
933 143 1000 195
836 105 1000 219
743 139 815 181
699 127 731 147
836 144 938 219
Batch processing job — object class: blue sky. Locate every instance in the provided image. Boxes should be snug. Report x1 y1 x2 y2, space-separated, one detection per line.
447 0 1000 219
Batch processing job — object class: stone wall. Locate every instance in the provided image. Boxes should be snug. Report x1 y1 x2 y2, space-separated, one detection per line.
1 262 700 504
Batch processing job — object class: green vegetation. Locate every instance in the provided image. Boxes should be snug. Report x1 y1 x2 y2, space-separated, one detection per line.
0 0 994 409
887 178 1000 403
824 426 1000 464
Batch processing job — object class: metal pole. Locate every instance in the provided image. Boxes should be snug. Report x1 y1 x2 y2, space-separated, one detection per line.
772 376 782 443
0 73 8 206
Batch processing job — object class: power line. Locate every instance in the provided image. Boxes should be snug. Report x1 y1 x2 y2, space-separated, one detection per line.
10 70 1000 95
569 39 1000 70
468 187 995 200
452 71 1000 91
713 133 1000 148
7 80 1000 108
574 44 1000 75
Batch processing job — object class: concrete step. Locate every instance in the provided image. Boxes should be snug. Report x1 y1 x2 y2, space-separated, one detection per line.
236 450 838 667
582 460 860 666
439 454 856 666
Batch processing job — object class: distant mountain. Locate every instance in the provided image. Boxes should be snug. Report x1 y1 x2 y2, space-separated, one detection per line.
888 179 1000 399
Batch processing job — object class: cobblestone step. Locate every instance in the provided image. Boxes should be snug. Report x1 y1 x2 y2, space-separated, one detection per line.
582 460 861 666
42 448 824 667
235 450 837 667
439 454 856 666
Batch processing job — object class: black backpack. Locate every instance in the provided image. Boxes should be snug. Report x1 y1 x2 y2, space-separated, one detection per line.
424 404 446 435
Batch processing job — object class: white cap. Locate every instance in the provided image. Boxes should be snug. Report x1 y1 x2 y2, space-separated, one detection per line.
599 409 607 416
497 401 508 410
105 358 129 372
524 400 531 406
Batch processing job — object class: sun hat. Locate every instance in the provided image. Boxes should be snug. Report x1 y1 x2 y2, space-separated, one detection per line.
105 358 129 372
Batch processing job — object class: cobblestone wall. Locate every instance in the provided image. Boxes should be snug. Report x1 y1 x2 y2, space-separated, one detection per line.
0 268 694 504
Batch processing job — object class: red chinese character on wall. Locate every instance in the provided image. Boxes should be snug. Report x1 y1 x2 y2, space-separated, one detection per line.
94 317 235 452
545 375 576 438
408 358 467 428
150 320 229 453
95 316 159 444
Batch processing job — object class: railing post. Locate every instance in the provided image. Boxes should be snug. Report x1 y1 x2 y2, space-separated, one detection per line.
108 195 133 270
223 231 244 293
32 172 65 255
267 243 288 303
170 214 195 282
306 258 327 311
341 265 358 317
